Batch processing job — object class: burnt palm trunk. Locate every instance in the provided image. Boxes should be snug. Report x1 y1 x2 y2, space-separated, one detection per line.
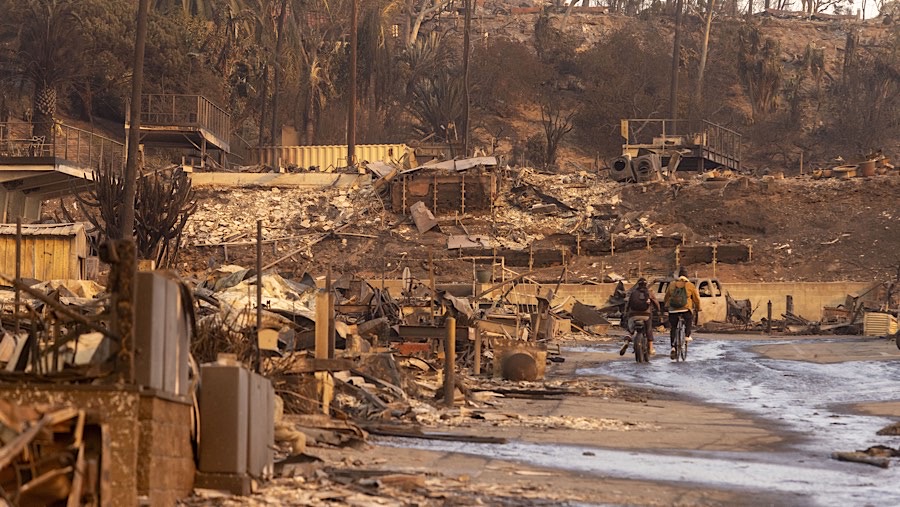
120 0 151 240
270 0 287 146
32 84 56 140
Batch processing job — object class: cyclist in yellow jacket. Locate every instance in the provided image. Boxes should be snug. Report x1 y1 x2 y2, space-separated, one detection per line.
664 267 701 359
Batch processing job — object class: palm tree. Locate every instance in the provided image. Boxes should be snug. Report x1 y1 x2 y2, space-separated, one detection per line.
1 0 88 139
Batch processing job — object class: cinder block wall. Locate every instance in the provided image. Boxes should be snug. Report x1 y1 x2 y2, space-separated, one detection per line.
137 395 196 505
0 385 194 506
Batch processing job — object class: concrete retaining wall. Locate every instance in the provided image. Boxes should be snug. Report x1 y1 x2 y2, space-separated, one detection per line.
726 282 872 321
190 172 370 188
367 279 874 322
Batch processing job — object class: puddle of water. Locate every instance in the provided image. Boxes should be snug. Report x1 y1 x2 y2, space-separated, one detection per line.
582 338 900 453
378 437 900 506
379 439 900 505
383 338 900 505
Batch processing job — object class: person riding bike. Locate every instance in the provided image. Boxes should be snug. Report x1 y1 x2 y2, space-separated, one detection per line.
664 267 701 360
621 277 661 356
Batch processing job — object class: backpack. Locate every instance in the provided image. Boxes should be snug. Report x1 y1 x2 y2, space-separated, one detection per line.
669 283 688 309
629 286 651 312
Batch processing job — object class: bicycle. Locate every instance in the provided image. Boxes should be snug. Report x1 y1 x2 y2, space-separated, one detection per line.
671 313 688 362
632 318 651 363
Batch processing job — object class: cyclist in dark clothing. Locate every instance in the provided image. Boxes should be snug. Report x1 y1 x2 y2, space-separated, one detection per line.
622 277 661 355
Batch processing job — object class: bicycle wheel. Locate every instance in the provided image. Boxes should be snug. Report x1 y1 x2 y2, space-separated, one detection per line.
675 319 686 362
634 332 647 363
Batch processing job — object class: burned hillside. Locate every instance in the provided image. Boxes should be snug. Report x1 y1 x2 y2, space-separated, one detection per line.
2 2 900 505
174 166 900 284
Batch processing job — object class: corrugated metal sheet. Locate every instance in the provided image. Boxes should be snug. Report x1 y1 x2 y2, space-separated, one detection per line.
0 222 88 280
401 156 498 175
256 144 408 171
864 312 898 336
0 223 86 236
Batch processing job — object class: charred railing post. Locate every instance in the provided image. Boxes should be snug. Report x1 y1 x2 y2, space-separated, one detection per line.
101 239 137 383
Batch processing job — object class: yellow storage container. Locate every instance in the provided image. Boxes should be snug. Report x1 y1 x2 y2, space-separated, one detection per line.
863 312 898 336
255 144 408 171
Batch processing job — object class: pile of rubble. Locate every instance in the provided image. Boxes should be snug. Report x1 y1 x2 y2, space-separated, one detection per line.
0 401 101 505
185 187 383 247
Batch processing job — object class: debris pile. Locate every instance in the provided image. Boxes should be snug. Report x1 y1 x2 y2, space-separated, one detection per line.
811 153 896 180
0 401 102 505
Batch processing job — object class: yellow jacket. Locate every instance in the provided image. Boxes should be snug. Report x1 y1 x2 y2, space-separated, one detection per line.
664 277 701 312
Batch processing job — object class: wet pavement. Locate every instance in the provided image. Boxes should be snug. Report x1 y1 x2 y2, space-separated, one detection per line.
381 336 900 506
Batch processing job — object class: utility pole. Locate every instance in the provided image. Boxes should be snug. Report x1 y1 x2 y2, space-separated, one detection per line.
669 0 683 121
120 0 150 239
348 0 359 172
463 0 472 157
271 0 287 146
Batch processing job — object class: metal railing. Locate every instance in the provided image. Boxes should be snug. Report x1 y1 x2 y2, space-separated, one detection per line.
130 94 231 144
0 122 125 173
700 121 742 172
621 118 742 171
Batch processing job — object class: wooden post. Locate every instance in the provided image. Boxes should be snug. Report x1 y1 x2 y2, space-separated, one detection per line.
14 217 21 334
712 244 717 278
327 269 335 358
256 220 263 372
101 240 136 383
444 317 456 406
473 322 482 376
461 173 466 215
786 295 794 315
429 252 436 326
401 177 407 213
432 174 438 215
348 0 358 172
766 300 772 334
315 289 329 359
316 371 334 415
